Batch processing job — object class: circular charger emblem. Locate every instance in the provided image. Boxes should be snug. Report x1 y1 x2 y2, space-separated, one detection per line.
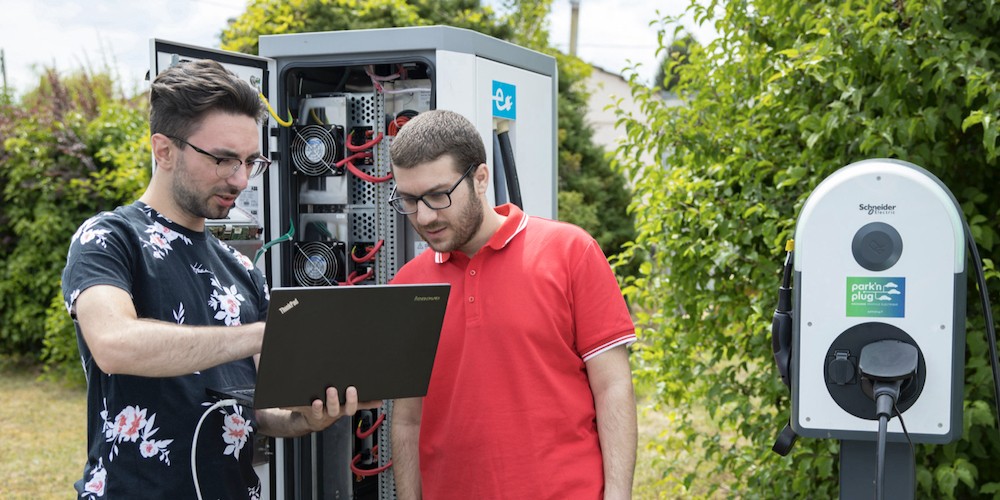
852 222 903 271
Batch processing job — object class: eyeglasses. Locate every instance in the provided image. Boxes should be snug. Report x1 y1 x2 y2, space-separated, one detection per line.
387 163 478 215
167 135 271 179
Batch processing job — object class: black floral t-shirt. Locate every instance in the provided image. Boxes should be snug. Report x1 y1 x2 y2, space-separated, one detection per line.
62 201 268 499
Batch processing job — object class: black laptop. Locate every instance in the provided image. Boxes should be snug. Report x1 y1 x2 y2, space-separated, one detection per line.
208 283 449 409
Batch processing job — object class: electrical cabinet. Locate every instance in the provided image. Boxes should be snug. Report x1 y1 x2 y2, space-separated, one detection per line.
150 25 557 500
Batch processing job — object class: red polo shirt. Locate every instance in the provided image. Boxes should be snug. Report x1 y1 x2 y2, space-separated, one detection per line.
391 204 636 499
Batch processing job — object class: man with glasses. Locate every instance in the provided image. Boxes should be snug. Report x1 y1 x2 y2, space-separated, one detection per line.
62 59 373 498
387 109 638 499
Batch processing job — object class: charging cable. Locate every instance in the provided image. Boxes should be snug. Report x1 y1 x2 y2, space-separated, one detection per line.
858 340 919 500
192 398 239 500
962 220 1000 441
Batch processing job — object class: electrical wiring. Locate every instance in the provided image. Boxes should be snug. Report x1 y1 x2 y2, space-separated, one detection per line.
355 411 386 440
337 151 393 183
894 401 917 496
963 220 1000 442
387 110 419 136
253 218 296 266
258 91 293 127
351 240 384 264
310 108 325 125
876 413 889 500
364 64 402 93
351 444 392 478
192 399 239 500
340 268 374 286
346 131 384 153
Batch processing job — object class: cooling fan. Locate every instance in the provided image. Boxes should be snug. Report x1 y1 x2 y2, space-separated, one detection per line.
291 125 344 176
291 241 346 287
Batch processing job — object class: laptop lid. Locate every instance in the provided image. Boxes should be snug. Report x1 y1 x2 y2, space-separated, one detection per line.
247 283 449 409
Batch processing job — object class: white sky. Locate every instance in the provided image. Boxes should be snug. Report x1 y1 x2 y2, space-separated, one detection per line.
0 0 717 96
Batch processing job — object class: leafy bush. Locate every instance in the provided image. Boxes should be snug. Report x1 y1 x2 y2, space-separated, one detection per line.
0 70 149 381
613 0 999 497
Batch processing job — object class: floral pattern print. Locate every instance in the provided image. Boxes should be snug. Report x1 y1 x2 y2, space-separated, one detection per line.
81 458 107 497
101 400 173 465
141 221 193 259
209 277 246 326
221 406 251 459
72 215 113 251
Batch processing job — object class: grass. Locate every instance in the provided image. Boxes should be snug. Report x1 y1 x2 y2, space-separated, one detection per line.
0 361 87 499
0 360 687 498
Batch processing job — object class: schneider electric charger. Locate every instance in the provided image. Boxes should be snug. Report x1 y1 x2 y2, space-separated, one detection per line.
769 158 986 499
791 159 966 443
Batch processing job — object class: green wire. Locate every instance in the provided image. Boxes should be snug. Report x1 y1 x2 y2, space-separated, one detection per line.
253 218 295 266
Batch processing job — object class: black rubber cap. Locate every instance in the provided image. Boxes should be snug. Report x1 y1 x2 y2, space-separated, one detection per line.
852 222 903 271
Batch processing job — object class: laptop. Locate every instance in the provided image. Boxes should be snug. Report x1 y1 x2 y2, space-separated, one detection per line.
208 283 450 409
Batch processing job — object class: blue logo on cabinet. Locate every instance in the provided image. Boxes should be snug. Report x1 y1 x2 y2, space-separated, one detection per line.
492 80 516 120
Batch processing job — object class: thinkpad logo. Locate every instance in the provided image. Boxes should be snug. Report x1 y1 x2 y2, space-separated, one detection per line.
278 298 299 314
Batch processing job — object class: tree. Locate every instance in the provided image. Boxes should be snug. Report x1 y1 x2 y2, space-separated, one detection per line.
220 0 635 260
0 70 149 375
653 32 697 93
613 0 999 497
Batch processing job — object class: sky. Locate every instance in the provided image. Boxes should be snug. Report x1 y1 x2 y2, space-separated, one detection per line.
0 0 717 97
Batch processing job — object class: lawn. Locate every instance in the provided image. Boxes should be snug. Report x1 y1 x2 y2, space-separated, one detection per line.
0 363 87 498
0 361 676 498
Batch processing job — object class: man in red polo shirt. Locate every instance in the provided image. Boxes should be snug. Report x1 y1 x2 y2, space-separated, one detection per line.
387 109 637 499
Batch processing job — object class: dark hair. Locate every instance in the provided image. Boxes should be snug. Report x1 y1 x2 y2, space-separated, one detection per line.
149 59 265 140
389 109 486 176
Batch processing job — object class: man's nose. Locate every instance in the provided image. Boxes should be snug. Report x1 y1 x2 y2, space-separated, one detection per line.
414 200 439 225
227 165 250 191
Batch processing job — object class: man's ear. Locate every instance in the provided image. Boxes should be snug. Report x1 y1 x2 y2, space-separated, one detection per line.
150 133 174 171
473 162 490 195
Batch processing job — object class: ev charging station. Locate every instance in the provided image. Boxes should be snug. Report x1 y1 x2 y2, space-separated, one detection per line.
773 158 973 498
149 26 557 500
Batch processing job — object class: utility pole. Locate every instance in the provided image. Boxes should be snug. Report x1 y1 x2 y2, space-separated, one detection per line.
1 48 8 96
569 0 580 57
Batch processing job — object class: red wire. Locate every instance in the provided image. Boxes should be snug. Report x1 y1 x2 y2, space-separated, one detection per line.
351 445 392 477
351 240 384 263
355 411 386 439
339 268 374 286
387 115 410 136
346 131 384 153
335 151 372 167
346 160 393 183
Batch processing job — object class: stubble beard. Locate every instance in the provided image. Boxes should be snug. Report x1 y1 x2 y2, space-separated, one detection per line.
172 155 239 221
418 184 484 254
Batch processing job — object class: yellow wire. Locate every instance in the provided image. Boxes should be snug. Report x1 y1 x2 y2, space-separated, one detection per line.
259 91 293 127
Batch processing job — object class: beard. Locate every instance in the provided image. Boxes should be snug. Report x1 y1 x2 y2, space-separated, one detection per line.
172 155 239 221
414 183 484 254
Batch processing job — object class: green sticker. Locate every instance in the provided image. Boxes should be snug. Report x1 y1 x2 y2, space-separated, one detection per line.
846 277 905 317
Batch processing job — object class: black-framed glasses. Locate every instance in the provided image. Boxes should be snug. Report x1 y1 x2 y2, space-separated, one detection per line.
167 135 271 179
387 163 478 215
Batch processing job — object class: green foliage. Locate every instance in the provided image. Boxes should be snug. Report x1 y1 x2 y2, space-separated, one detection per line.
613 0 1000 497
221 0 513 54
0 69 149 380
653 32 697 92
221 0 635 262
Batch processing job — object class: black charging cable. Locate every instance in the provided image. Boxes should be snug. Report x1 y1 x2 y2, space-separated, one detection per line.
962 221 1000 440
859 340 919 500
771 242 794 387
771 241 799 456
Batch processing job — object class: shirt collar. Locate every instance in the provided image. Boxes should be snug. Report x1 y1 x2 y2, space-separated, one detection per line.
434 203 528 264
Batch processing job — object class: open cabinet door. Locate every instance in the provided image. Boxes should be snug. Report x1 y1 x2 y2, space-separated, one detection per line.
148 39 278 270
